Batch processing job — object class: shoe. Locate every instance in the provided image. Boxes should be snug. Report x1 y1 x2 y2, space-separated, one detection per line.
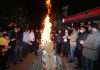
75 63 78 65
66 55 68 58
20 59 24 62
61 55 65 57
68 59 74 63
6 66 10 69
74 66 78 69
13 62 17 65
32 52 34 53
23 55 28 58
74 67 82 70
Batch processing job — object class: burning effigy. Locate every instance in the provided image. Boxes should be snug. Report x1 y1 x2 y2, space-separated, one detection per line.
40 0 57 70
30 0 62 70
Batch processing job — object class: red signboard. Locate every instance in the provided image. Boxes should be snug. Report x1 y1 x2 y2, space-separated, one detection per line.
64 7 100 22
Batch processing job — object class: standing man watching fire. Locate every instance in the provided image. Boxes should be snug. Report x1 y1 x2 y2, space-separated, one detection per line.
80 23 100 70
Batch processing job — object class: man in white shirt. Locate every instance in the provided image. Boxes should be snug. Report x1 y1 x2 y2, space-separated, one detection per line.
29 29 35 42
29 29 35 53
23 29 30 57
23 30 30 43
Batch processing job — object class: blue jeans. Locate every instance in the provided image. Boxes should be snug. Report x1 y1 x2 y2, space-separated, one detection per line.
70 46 76 60
82 56 94 70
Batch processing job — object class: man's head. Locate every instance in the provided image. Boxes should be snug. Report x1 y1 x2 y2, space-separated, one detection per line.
91 23 99 32
36 29 39 32
14 27 19 33
65 28 68 32
30 29 34 32
79 26 87 33
88 24 92 31
58 29 62 34
17 27 21 31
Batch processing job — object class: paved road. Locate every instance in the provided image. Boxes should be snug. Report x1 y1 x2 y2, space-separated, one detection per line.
7 53 77 70
7 53 34 70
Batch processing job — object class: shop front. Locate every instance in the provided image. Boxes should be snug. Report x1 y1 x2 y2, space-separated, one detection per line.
63 7 100 27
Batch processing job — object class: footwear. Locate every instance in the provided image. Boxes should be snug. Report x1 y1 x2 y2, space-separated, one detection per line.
74 66 82 70
61 55 65 57
13 62 17 65
32 52 34 53
75 63 78 65
68 59 74 63
74 66 78 69
20 59 24 62
66 55 68 58
23 55 28 58
6 66 10 69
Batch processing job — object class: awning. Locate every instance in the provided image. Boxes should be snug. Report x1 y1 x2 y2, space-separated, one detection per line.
64 7 100 23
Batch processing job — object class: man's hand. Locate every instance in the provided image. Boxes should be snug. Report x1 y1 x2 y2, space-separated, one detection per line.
80 40 84 45
28 42 32 45
5 46 11 49
11 38 16 41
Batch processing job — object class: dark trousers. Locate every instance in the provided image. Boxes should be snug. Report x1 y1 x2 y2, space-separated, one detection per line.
82 56 95 70
61 42 69 57
34 41 39 55
23 42 29 57
30 41 35 52
30 41 39 55
14 45 23 62
77 47 83 69
93 54 100 70
56 43 62 54
0 50 9 70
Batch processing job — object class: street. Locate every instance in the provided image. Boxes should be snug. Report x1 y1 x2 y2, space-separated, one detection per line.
7 53 77 70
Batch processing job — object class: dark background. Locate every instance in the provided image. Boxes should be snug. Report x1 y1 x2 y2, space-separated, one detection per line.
0 0 99 27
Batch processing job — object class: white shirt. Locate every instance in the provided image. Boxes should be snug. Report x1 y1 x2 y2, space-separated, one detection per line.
64 38 67 42
29 32 35 41
23 32 30 43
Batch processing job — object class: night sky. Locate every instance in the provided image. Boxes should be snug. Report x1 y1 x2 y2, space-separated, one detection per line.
28 0 68 24
28 0 100 26
0 0 100 27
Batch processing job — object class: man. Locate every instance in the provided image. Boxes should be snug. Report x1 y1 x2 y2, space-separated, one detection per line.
76 26 88 69
80 23 100 70
56 29 63 55
29 29 35 53
0 30 10 70
16 27 23 62
10 27 23 64
23 29 30 57
68 27 78 62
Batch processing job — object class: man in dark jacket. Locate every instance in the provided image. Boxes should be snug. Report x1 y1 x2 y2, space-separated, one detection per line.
10 27 23 64
76 26 88 69
56 29 63 55
80 23 100 70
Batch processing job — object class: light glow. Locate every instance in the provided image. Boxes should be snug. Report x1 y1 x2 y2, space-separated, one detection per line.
41 0 52 46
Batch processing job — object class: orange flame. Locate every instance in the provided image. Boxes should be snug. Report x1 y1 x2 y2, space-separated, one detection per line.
41 0 52 46
46 0 51 14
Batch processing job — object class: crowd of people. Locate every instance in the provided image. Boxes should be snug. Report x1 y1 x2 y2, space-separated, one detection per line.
53 23 100 70
0 22 100 70
0 24 41 70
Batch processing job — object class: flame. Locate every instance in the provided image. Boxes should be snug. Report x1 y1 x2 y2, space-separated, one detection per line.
46 0 51 14
41 0 52 46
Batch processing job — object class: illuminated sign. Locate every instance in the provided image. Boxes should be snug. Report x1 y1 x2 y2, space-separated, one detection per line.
64 7 100 22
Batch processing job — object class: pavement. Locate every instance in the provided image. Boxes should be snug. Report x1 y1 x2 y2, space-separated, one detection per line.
7 53 77 70
7 53 34 70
